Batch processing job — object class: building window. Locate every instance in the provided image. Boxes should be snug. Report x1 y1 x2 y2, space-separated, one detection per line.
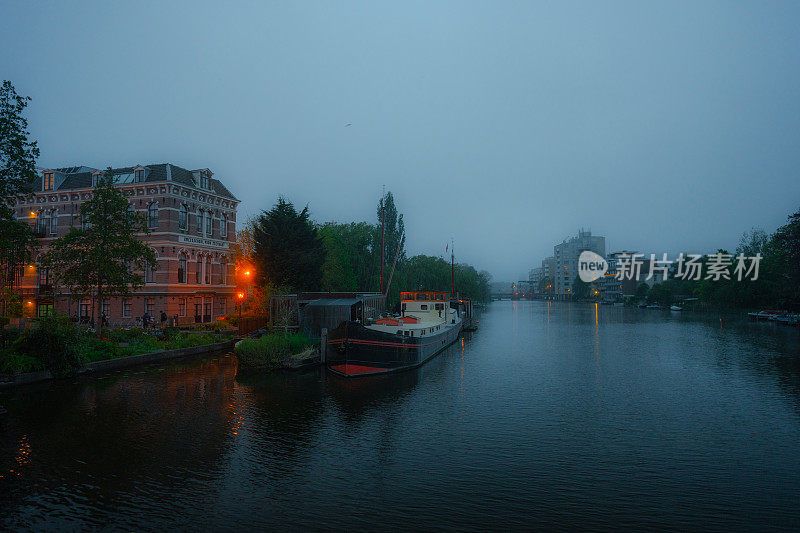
37 303 54 317
43 172 54 191
196 256 203 284
179 204 188 230
205 256 211 284
122 299 131 317
204 298 211 320
101 300 110 318
178 254 187 283
148 203 158 229
145 298 154 316
134 169 145 182
221 214 227 238
81 212 90 231
37 213 47 234
37 267 50 287
49 210 57 234
197 210 204 234
145 262 155 283
178 298 186 317
200 172 209 190
126 204 136 223
218 299 226 316
205 211 212 236
79 300 91 322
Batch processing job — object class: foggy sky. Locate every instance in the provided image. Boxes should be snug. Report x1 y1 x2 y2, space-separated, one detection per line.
2 1 799 282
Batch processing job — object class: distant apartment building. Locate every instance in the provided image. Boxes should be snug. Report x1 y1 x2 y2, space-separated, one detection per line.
541 256 554 280
6 163 239 324
553 230 605 298
529 267 543 286
600 251 668 300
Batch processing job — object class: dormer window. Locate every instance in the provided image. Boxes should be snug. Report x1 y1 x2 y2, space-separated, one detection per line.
201 172 209 190
43 172 54 191
135 169 145 183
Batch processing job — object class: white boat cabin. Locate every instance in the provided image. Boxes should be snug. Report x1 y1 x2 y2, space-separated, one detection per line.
367 291 460 338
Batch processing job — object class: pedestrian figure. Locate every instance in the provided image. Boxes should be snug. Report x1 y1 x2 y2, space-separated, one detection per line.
160 310 167 329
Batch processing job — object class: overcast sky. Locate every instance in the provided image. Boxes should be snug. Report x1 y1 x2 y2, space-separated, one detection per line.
2 1 799 281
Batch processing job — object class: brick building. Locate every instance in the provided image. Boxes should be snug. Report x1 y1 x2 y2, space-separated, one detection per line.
7 163 239 325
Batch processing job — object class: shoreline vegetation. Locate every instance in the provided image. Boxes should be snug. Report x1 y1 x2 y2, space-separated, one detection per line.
0 315 235 376
234 331 318 370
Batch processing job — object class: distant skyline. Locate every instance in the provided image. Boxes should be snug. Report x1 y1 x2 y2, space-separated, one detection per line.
2 1 799 281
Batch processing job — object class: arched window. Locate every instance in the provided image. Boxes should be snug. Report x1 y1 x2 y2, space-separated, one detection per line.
178 253 187 283
145 263 154 284
148 202 159 229
205 256 212 284
197 209 204 235
205 211 212 236
49 209 58 235
220 213 227 238
196 255 203 284
37 211 47 234
179 204 188 230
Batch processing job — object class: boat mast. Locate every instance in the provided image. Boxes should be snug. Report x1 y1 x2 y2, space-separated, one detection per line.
450 238 455 298
380 186 385 294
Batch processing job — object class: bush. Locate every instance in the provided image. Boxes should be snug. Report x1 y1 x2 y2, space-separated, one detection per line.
234 332 315 369
0 349 43 373
14 316 84 377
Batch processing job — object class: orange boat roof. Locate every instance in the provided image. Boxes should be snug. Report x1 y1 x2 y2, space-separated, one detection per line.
400 291 447 301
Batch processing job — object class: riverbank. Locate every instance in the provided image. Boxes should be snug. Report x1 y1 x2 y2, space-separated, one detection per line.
0 338 236 389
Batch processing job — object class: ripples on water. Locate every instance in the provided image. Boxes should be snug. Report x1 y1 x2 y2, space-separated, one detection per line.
2 301 800 530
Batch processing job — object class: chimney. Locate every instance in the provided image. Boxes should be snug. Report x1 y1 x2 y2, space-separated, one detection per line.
166 164 172 181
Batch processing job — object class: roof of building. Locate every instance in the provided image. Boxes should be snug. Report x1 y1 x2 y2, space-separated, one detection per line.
30 163 238 201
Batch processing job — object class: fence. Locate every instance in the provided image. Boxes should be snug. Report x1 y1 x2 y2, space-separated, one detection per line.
238 316 269 337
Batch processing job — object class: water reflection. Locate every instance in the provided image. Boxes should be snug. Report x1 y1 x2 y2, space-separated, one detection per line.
1 304 799 529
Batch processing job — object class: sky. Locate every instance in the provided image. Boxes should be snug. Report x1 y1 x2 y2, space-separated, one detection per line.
2 1 799 282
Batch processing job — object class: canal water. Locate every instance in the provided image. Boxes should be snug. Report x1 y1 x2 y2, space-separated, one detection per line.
2 301 800 530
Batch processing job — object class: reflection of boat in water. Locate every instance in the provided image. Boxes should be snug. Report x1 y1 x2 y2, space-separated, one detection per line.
670 305 683 311
326 290 462 377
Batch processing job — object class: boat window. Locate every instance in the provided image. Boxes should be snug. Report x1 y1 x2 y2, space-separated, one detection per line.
397 330 402 335
404 330 409 336
421 304 428 310
435 303 444 310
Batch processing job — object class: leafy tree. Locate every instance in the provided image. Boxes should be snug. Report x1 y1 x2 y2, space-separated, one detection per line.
252 197 325 292
319 223 358 292
634 282 649 301
41 169 157 324
572 275 589 300
0 80 39 214
769 209 800 309
646 283 673 306
0 81 40 316
377 191 405 291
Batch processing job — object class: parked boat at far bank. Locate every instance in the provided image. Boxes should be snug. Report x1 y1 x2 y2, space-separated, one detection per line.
326 290 464 377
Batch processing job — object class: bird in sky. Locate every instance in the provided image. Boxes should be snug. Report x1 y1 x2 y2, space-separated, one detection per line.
345 123 352 127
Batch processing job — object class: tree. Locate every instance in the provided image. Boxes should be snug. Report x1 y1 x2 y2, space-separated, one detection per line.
769 209 800 309
252 197 325 292
634 282 649 301
572 276 589 300
41 169 157 325
0 81 39 214
319 223 358 292
0 81 40 317
377 192 405 290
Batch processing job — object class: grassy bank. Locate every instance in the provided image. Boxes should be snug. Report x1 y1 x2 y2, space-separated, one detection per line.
235 332 317 369
0 316 233 376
